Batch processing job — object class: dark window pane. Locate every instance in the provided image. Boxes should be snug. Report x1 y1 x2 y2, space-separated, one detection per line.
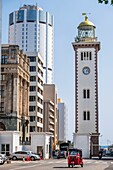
1 144 5 151
83 111 86 120
87 89 90 98
30 76 36 81
27 10 36 22
16 10 24 23
9 12 14 25
83 89 86 98
81 52 83 60
87 111 90 120
90 52 92 60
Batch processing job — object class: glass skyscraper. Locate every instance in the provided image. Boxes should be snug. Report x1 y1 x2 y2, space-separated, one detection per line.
8 5 54 84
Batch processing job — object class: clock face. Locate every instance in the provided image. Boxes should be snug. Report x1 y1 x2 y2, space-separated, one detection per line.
82 67 90 75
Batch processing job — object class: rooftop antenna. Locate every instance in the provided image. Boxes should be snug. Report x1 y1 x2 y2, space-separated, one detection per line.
82 12 91 21
82 12 91 16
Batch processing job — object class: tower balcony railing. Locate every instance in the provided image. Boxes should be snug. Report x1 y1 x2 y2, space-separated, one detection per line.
75 36 98 43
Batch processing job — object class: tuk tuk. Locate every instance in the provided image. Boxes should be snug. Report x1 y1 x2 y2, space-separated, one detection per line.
68 148 83 168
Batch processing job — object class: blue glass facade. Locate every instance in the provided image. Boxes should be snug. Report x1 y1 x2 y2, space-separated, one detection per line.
9 12 14 25
39 11 46 23
16 10 24 23
27 10 36 22
48 14 53 26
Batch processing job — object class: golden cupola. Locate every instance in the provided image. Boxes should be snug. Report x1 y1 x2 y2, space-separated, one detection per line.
75 15 97 42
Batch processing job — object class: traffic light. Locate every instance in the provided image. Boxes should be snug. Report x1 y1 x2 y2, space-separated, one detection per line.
104 0 109 4
98 0 103 3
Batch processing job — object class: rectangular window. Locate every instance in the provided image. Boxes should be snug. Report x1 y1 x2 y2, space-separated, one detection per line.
30 116 35 122
81 52 83 60
30 66 36 72
28 56 36 62
87 89 90 98
1 144 10 156
30 86 36 91
83 111 90 120
30 126 35 132
29 106 36 111
83 111 86 120
27 10 36 22
83 89 86 98
0 102 4 112
30 76 36 81
84 52 86 60
90 52 92 60
29 96 36 101
87 111 90 120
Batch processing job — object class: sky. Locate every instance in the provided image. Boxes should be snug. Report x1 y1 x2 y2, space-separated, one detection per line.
1 0 113 145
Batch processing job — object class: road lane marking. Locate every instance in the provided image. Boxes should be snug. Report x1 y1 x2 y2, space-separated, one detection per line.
9 165 37 170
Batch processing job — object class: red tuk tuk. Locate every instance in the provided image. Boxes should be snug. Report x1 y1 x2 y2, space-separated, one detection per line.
68 148 83 168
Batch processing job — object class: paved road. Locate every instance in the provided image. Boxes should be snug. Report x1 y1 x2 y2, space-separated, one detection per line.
1 158 113 170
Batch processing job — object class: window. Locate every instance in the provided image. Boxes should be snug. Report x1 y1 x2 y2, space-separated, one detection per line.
0 102 4 112
30 66 36 72
29 96 36 101
0 85 4 98
90 52 92 60
1 74 5 80
83 111 90 120
30 76 36 81
83 89 90 99
87 89 90 98
1 56 8 64
30 126 35 132
27 10 36 22
83 111 86 120
1 144 10 156
30 86 36 91
29 106 35 111
28 56 36 62
87 111 90 120
30 116 35 122
81 51 92 60
81 52 83 60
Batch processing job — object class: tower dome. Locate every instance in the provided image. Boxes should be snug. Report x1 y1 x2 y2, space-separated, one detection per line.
78 16 95 28
76 15 96 42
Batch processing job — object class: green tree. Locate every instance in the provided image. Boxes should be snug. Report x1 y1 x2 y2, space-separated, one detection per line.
98 0 113 5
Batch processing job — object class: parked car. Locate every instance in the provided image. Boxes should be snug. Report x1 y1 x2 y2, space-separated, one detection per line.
10 151 40 161
0 154 8 164
57 150 66 159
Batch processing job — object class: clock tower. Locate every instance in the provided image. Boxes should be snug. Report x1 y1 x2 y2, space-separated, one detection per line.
72 15 100 158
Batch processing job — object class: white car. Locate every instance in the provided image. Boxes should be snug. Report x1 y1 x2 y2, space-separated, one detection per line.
10 151 40 161
0 157 5 165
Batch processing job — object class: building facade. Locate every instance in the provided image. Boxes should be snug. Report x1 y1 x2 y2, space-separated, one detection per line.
26 52 43 133
72 16 100 158
0 44 30 144
43 84 58 149
0 0 2 102
8 4 54 84
58 98 68 142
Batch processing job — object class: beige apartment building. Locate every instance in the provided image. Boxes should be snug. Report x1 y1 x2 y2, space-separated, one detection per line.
43 84 59 150
0 44 30 144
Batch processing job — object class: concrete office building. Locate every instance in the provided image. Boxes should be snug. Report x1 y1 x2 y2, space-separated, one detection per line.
8 4 54 84
43 84 58 149
58 98 68 142
0 44 30 143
